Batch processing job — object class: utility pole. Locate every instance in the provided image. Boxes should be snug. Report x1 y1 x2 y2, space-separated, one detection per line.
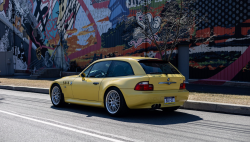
12 6 16 70
60 32 63 72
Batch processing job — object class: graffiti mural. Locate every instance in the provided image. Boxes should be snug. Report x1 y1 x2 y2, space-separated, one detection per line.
128 12 161 48
0 0 249 82
126 0 152 8
188 0 250 82
109 0 129 28
12 44 28 70
0 28 9 52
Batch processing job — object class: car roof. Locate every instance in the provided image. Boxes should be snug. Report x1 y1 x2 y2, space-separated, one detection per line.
95 56 160 61
82 56 164 75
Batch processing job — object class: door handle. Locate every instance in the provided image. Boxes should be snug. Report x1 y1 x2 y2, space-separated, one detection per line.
93 82 99 85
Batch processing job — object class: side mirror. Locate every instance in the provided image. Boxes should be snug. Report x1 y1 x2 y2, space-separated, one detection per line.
81 73 86 79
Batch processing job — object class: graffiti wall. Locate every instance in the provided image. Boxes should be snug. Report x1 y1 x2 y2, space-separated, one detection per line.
0 0 249 82
190 0 250 82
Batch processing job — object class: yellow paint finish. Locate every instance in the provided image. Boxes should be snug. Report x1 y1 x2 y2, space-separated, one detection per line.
50 57 189 109
49 75 78 98
72 77 103 101
64 98 104 107
99 75 149 102
147 74 185 90
120 89 189 109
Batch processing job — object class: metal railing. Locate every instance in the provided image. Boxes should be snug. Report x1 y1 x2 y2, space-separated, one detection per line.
28 57 45 74
33 66 46 75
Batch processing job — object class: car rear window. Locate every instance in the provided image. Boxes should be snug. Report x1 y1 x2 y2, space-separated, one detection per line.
139 60 180 74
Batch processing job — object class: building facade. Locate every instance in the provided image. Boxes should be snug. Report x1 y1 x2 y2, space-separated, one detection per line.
0 0 249 82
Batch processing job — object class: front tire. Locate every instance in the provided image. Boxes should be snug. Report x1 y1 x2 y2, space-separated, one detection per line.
104 87 128 116
51 84 65 107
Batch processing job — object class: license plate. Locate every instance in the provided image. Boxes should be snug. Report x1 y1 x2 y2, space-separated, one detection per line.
164 97 175 104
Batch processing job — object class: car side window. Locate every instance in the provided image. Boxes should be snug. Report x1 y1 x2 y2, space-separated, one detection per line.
107 61 134 77
83 66 92 77
88 61 112 78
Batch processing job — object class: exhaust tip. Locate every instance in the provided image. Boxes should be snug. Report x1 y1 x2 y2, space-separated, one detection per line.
151 104 155 108
156 104 160 108
151 104 161 109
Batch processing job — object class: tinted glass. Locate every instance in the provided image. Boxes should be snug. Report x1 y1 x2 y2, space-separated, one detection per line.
83 66 92 77
139 60 180 74
107 61 134 77
88 61 112 78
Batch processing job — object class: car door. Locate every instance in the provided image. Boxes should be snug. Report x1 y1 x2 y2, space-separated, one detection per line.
72 61 112 101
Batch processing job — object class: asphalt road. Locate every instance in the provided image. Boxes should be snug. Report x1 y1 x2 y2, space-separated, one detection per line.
0 89 249 142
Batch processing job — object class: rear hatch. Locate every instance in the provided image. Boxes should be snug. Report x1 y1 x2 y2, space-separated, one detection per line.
139 60 185 90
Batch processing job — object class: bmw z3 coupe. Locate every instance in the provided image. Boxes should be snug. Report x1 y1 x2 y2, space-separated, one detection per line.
50 57 189 116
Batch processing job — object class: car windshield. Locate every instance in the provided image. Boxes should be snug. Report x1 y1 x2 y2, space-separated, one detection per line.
139 60 180 75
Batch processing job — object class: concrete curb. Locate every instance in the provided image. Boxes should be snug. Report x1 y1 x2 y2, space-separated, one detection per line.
0 85 49 94
182 100 250 116
0 85 249 116
188 79 250 88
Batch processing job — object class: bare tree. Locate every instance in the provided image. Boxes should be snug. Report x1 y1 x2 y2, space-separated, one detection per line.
123 0 214 62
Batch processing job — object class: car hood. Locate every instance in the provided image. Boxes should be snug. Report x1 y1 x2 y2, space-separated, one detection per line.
62 75 79 79
55 75 79 82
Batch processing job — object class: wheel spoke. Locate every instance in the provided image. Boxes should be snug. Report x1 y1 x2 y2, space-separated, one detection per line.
111 93 115 100
105 90 121 114
52 86 61 105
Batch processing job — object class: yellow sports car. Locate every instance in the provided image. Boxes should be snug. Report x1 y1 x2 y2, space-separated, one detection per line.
50 57 189 116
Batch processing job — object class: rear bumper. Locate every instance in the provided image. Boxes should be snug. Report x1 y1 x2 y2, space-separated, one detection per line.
121 89 189 109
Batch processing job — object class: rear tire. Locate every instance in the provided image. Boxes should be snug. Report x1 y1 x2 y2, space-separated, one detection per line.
50 84 65 107
162 106 179 112
104 87 128 116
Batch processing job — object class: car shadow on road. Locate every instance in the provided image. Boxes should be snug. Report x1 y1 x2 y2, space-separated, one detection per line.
51 104 202 125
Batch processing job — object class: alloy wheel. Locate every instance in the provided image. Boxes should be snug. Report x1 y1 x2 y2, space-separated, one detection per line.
105 90 120 114
52 86 61 105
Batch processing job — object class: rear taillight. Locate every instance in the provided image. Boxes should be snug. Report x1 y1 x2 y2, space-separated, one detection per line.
180 81 186 89
134 81 154 91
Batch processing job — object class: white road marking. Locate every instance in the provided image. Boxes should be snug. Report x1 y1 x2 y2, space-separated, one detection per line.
10 111 141 142
0 110 125 142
